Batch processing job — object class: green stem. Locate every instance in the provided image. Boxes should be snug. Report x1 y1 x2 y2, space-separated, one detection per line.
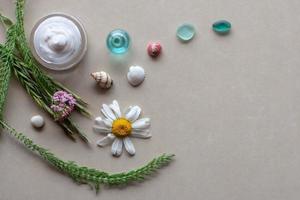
0 120 174 192
15 0 91 117
0 25 16 120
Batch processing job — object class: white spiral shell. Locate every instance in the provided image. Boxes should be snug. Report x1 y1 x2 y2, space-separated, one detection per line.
91 71 113 89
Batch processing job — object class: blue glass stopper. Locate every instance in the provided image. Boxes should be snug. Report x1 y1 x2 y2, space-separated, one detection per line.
106 29 130 54
212 20 231 34
176 24 196 42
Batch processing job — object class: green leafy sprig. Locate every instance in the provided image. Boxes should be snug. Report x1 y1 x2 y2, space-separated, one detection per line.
0 1 91 141
0 120 174 192
0 15 16 120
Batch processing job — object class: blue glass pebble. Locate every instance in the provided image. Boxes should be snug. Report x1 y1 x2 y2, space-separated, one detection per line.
212 20 231 34
176 24 196 42
106 29 130 54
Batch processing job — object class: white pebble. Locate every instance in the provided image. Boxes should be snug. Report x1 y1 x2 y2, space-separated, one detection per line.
127 66 145 86
30 115 45 128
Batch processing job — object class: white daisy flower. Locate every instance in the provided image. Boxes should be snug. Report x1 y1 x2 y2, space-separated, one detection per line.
93 100 151 157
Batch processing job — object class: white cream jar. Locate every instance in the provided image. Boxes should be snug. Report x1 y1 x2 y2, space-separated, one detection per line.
30 13 87 70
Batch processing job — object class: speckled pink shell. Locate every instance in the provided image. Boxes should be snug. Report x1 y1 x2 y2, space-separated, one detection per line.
147 42 162 58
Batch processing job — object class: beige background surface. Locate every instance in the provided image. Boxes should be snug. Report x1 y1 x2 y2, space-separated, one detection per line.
1 0 300 199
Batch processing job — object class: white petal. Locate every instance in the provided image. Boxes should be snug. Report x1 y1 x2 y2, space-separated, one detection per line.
94 116 112 127
103 118 113 127
124 106 132 116
95 117 103 125
96 134 115 147
125 106 141 122
111 138 123 157
101 109 112 121
131 130 152 139
123 137 135 156
132 118 151 129
109 100 121 118
93 125 111 134
130 106 141 122
102 104 116 120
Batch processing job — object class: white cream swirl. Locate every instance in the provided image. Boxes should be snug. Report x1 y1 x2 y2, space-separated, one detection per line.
33 15 83 66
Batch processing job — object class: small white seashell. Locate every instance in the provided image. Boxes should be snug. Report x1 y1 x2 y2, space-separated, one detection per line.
91 71 113 89
30 115 45 128
127 66 145 86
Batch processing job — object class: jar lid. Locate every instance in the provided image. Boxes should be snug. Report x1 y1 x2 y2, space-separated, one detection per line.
106 29 130 54
30 13 87 71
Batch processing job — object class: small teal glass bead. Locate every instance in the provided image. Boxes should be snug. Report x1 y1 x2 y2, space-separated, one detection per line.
176 24 196 42
106 29 130 54
212 20 231 34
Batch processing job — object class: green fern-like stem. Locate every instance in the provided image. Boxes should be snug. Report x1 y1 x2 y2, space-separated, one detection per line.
0 24 16 120
0 43 89 142
0 120 174 192
0 5 91 141
15 0 90 117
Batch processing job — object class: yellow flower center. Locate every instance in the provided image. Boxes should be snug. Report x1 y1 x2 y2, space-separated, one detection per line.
112 118 132 138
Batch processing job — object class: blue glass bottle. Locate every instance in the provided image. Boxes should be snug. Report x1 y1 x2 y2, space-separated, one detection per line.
106 29 130 54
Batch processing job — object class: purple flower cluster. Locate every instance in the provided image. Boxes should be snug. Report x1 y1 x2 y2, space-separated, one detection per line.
51 91 76 121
